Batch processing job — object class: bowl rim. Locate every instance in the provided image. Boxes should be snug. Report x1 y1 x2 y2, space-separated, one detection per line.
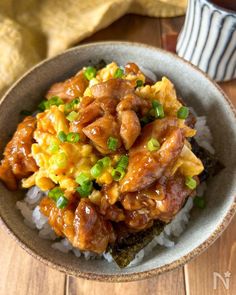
0 41 236 282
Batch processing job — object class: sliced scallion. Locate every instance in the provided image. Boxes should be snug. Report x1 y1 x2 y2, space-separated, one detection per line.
84 66 97 80
177 106 189 119
111 167 126 181
147 138 160 151
107 137 118 151
114 68 124 78
58 131 67 142
66 132 80 143
185 176 197 190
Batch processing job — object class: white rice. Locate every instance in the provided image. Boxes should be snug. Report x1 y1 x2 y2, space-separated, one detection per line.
16 115 212 266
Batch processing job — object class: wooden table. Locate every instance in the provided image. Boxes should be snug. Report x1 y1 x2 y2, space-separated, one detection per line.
0 14 235 295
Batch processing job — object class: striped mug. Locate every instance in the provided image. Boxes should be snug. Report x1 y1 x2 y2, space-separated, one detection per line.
176 0 236 81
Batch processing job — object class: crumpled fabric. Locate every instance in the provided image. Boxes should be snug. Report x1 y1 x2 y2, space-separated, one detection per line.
0 0 186 97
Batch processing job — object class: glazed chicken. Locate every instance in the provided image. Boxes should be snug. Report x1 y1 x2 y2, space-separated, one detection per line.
0 116 38 190
0 62 204 258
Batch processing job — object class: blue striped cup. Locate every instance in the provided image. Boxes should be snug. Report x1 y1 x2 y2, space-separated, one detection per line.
176 0 236 81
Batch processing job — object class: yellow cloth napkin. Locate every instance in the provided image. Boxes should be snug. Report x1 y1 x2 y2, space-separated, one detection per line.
0 0 186 97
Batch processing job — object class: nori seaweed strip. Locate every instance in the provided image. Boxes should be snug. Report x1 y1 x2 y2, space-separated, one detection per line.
190 138 224 182
110 220 165 268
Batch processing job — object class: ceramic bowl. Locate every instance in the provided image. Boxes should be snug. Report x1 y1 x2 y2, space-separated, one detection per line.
0 42 235 282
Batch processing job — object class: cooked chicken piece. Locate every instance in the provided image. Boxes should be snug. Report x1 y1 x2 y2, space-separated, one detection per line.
116 94 151 116
40 197 76 241
125 62 140 75
0 116 38 190
46 71 88 101
119 110 141 149
121 173 193 229
90 78 134 99
82 115 122 154
124 210 153 231
120 118 184 192
99 184 125 222
40 197 116 254
73 199 116 253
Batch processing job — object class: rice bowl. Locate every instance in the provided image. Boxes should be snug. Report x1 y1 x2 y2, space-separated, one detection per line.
0 42 235 281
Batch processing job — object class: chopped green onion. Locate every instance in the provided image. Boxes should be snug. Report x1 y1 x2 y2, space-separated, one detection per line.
90 163 103 178
56 196 68 209
48 142 59 153
48 187 64 201
76 181 93 197
177 106 189 119
136 80 143 87
64 99 80 114
38 100 48 111
97 156 111 168
111 167 126 181
75 172 90 186
194 196 206 209
147 138 160 151
117 155 129 170
140 116 152 127
152 101 165 118
84 66 97 80
58 131 67 142
66 111 78 122
20 110 32 116
90 157 111 178
39 96 64 111
107 136 118 151
66 132 80 143
114 68 124 78
185 176 197 190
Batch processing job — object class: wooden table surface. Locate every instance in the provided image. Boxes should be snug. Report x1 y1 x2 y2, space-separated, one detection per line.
0 15 235 295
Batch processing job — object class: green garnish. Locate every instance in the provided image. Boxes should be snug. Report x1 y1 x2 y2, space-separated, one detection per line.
177 106 189 119
194 196 206 209
111 167 126 181
97 156 111 168
152 101 165 118
107 137 118 151
136 80 143 87
147 138 160 151
84 66 97 80
64 99 80 114
48 187 64 201
66 132 80 143
20 110 32 116
38 96 64 111
75 172 90 186
185 176 197 189
90 157 111 178
56 196 68 209
76 181 93 197
66 111 78 122
140 116 152 127
58 131 67 142
48 187 68 209
90 163 103 178
114 68 124 78
117 155 129 170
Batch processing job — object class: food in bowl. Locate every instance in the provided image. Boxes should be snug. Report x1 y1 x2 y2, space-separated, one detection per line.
0 61 221 268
